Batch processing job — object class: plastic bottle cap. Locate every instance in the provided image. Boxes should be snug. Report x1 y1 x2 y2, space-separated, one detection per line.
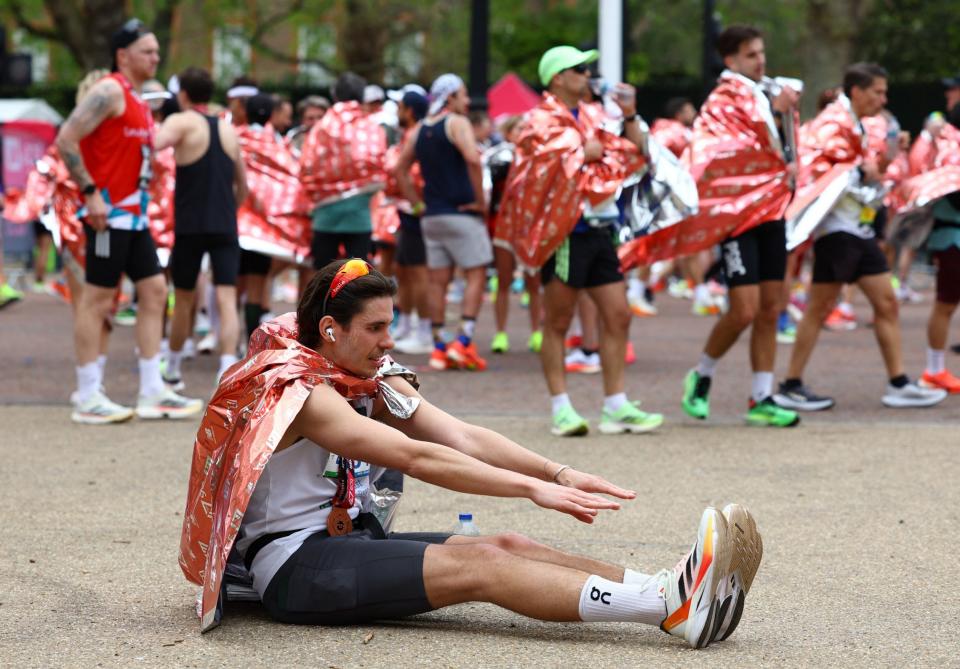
458 513 473 521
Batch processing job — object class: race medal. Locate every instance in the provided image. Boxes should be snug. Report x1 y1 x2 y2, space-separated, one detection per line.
326 507 352 536
859 205 877 226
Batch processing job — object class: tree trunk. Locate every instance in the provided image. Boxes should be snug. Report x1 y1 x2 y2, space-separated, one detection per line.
800 0 874 118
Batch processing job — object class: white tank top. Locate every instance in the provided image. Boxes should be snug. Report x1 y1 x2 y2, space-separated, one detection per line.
236 396 385 595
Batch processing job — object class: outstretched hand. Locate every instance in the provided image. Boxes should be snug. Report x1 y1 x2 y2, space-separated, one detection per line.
530 480 622 523
557 468 637 501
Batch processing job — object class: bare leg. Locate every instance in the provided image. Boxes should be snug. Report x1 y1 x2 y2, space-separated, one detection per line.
427 266 454 327
858 272 903 377
75 284 118 365
493 246 514 332
749 280 783 373
215 285 239 356
786 282 843 379
35 233 53 283
168 288 195 353
525 272 543 333
586 281 631 396
703 284 759 359
541 279 580 395
133 274 167 360
928 300 958 351
578 295 600 350
461 265 486 320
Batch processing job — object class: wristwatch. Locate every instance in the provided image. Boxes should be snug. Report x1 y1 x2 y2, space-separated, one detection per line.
82 183 97 197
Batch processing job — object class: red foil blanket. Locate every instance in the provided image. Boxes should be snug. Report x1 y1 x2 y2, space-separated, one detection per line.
237 125 312 264
299 101 387 207
495 93 644 270
650 118 691 159
179 312 405 631
619 73 790 269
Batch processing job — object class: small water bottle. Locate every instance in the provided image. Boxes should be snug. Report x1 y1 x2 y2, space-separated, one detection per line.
453 513 480 536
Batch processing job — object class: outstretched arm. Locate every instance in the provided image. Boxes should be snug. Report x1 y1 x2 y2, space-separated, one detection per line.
290 383 621 523
377 377 636 501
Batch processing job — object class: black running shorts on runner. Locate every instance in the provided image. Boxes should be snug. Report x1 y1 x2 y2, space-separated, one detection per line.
541 228 623 289
170 233 240 290
396 213 426 267
260 518 450 625
239 250 272 276
720 219 787 288
83 224 162 288
311 232 373 270
812 232 889 284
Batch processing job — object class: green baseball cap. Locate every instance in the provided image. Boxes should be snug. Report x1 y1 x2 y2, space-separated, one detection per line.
538 45 599 87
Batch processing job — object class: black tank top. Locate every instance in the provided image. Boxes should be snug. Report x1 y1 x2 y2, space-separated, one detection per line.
174 114 237 235
414 116 476 217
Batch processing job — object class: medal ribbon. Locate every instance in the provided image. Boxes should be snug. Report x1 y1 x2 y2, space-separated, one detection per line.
332 457 356 509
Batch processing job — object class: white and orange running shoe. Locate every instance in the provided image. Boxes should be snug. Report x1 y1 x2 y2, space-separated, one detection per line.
709 503 763 643
920 369 960 394
658 507 732 648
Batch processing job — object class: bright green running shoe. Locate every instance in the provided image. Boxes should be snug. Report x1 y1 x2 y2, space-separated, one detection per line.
551 405 589 437
491 331 510 353
0 282 24 309
682 369 711 420
528 330 543 353
745 397 800 427
598 401 663 434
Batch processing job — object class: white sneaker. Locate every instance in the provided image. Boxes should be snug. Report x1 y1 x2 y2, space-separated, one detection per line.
629 292 658 317
136 387 203 420
194 311 211 337
162 374 186 392
197 333 217 355
182 339 197 359
393 333 434 355
709 504 763 643
658 507 732 649
71 391 135 425
881 381 947 408
564 348 601 374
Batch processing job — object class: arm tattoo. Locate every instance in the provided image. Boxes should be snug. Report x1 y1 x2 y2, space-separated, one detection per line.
56 85 117 189
60 149 94 190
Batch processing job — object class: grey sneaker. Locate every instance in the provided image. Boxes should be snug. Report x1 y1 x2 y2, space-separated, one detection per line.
71 391 134 425
136 387 203 420
881 381 946 408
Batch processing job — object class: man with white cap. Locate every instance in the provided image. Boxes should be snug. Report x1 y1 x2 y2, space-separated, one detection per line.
226 76 258 126
395 73 492 371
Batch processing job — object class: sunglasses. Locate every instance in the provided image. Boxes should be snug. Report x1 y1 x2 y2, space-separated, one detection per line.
322 258 372 315
564 63 590 75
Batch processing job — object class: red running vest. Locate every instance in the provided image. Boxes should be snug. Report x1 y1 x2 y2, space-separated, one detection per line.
79 72 153 227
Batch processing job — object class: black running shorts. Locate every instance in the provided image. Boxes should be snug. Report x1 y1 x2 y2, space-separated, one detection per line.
260 515 450 625
720 219 787 289
170 233 240 290
83 224 162 288
396 213 426 267
541 228 623 289
239 250 272 276
812 232 889 284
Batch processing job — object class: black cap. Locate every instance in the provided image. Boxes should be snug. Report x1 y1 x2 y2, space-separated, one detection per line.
246 93 275 126
110 18 151 71
941 74 960 89
401 91 428 121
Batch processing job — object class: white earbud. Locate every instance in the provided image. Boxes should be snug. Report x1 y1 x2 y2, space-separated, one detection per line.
325 327 336 342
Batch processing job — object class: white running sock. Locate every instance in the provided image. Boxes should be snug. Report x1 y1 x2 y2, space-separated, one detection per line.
218 353 238 379
551 393 572 415
418 318 432 340
622 568 654 586
696 353 718 378
752 371 774 402
461 317 476 339
603 392 628 413
627 277 644 298
927 347 945 374
395 312 410 334
76 361 102 403
578 575 664 625
165 349 183 379
96 354 107 375
694 283 711 304
139 354 165 398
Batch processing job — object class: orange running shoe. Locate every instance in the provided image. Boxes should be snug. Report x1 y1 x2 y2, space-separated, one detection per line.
625 341 637 365
428 347 452 370
824 306 856 331
920 369 960 394
446 340 487 371
565 334 583 350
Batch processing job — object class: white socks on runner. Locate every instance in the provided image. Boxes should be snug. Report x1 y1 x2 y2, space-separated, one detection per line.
76 361 101 403
696 353 718 378
139 354 164 398
578 575 664 625
927 348 945 374
165 349 183 379
752 371 774 402
603 392 628 413
622 568 654 586
551 392 572 415
218 353 238 379
694 282 711 304
97 354 107 375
